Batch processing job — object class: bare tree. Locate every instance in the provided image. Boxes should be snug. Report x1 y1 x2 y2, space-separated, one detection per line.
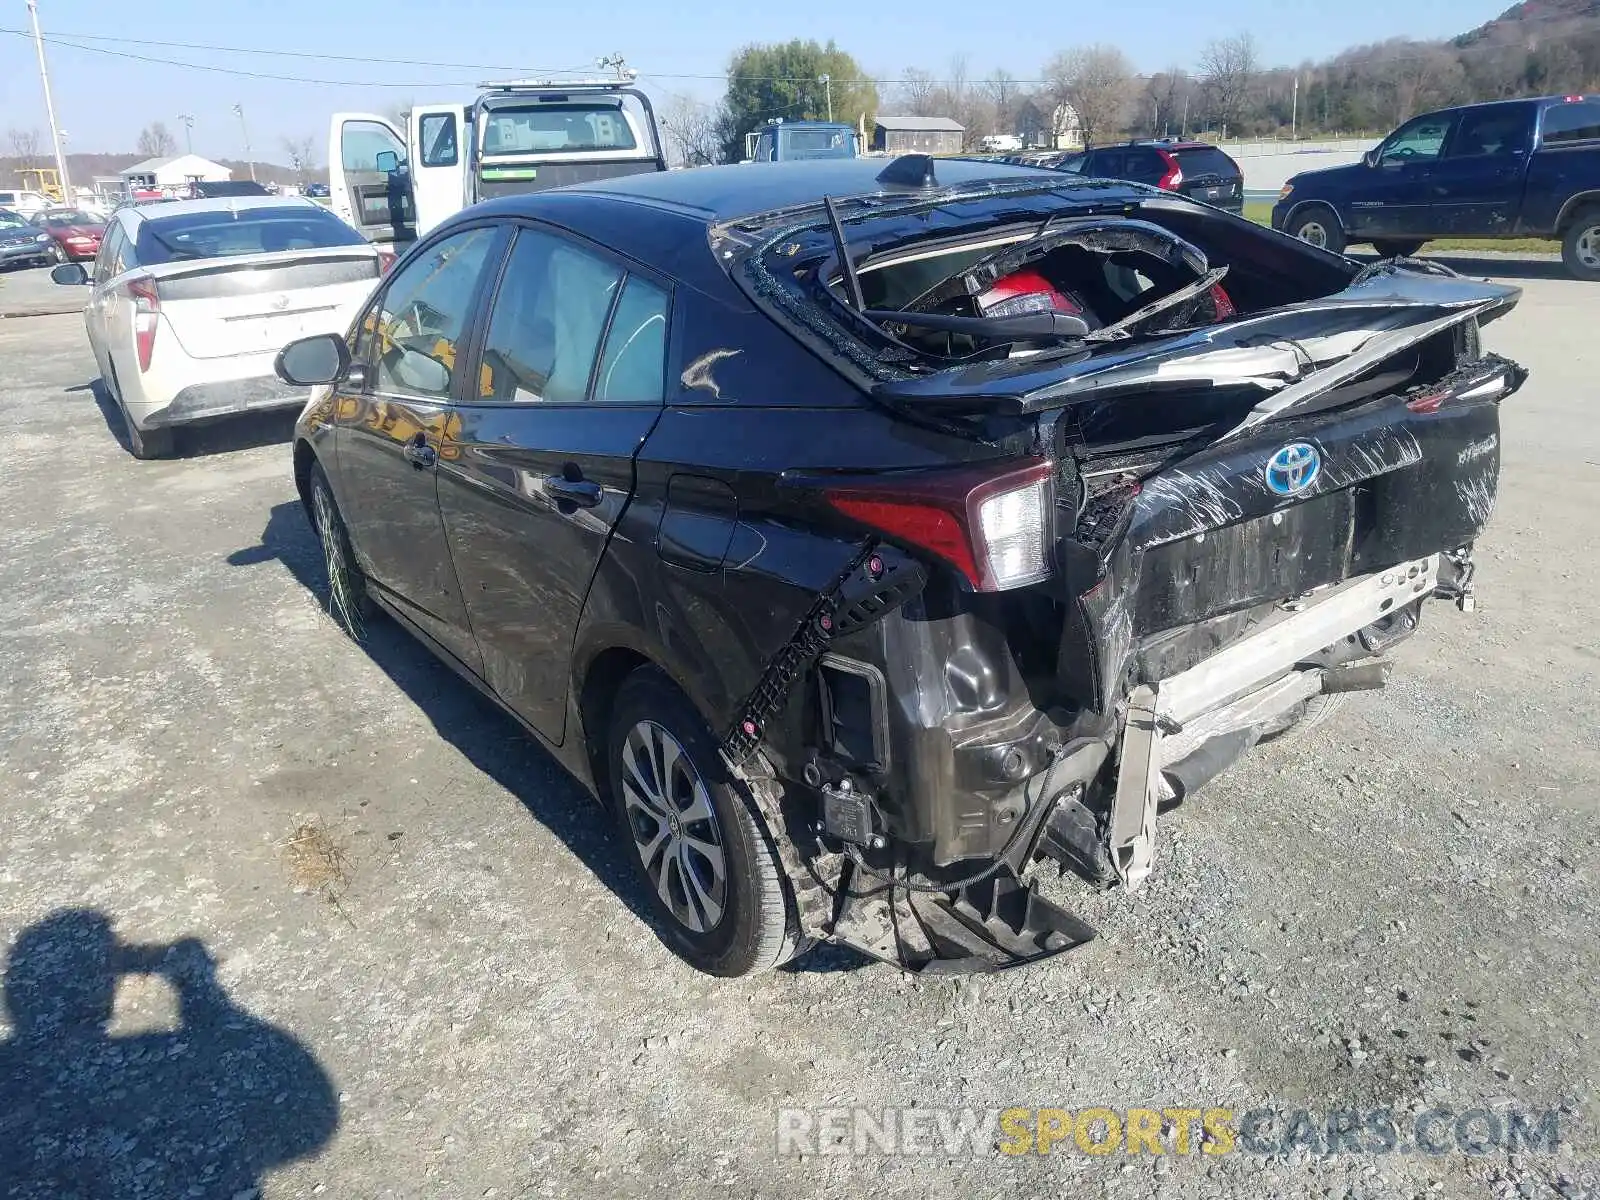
984 69 1020 135
1043 45 1136 146
137 122 177 159
7 128 43 166
1198 33 1259 134
659 94 723 167
282 135 319 183
897 68 940 117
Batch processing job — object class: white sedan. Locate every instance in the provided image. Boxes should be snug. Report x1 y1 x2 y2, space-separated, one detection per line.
54 196 383 458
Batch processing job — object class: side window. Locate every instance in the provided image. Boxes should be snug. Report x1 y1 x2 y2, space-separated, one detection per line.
1542 102 1600 146
419 113 458 167
593 277 669 404
1090 150 1124 178
1380 114 1453 165
476 228 622 404
1446 107 1532 158
1123 149 1167 185
371 226 497 401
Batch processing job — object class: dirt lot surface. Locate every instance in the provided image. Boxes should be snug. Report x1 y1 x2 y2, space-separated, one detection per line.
1 269 1596 1199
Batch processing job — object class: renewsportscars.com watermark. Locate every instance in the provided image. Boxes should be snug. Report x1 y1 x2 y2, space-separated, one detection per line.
776 1106 1566 1158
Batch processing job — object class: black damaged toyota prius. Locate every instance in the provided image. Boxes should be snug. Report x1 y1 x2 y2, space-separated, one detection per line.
276 155 1526 976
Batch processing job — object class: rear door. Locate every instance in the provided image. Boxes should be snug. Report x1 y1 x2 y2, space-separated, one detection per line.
436 223 670 743
333 222 506 671
1427 102 1536 236
327 112 416 250
408 105 470 238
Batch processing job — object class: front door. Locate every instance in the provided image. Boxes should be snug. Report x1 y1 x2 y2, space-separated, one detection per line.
436 224 670 743
334 223 505 672
1426 103 1535 237
1346 112 1455 240
327 112 416 251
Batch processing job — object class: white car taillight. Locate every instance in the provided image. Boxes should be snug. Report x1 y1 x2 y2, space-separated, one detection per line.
978 475 1052 589
824 459 1056 592
125 276 161 372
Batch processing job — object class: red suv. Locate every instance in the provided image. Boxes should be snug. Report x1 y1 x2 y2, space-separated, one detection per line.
1054 141 1246 214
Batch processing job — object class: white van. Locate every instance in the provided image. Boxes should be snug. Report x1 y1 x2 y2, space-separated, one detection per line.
0 190 51 217
327 79 666 250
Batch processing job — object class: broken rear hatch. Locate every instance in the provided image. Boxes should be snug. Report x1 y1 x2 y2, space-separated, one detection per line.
718 171 1526 709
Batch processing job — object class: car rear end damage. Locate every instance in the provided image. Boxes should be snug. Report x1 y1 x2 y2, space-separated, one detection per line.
705 166 1529 972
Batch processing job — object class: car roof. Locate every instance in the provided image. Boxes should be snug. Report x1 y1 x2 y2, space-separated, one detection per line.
499 157 1123 223
121 195 323 222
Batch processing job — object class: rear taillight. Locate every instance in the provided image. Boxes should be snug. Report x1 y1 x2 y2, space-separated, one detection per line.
1157 150 1184 191
824 459 1054 592
377 249 396 274
124 276 160 372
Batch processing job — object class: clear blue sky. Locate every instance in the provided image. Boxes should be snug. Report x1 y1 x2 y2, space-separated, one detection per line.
1 0 1510 161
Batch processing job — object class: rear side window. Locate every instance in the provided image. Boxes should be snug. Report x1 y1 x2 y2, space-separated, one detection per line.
477 228 623 404
593 277 669 404
1086 150 1124 178
1543 101 1600 145
1121 149 1169 186
1447 107 1532 158
136 206 368 263
1170 146 1238 178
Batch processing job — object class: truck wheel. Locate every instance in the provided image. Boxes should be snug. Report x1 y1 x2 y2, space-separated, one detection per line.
606 667 801 977
1288 207 1346 255
1258 693 1346 747
1562 211 1600 282
1372 240 1424 259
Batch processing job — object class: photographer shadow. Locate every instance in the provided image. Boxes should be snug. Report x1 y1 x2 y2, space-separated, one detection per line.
0 910 338 1199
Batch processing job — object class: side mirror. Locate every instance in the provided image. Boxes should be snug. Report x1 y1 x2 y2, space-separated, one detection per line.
51 262 88 286
275 333 350 387
375 150 400 174
390 346 450 394
1363 149 1381 168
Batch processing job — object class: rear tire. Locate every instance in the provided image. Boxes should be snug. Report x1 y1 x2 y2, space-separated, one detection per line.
1287 207 1347 255
606 667 799 977
48 243 65 265
1372 239 1425 259
1561 210 1600 282
122 406 174 460
308 460 374 637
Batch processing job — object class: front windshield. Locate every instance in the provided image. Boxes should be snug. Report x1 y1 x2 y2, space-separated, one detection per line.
0 209 26 230
480 104 637 156
35 210 106 228
783 128 857 156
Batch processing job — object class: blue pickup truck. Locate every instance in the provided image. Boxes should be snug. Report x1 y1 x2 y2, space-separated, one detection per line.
1273 94 1600 280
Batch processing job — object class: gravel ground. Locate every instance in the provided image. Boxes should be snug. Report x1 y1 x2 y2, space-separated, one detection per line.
0 264 85 318
0 271 1596 1199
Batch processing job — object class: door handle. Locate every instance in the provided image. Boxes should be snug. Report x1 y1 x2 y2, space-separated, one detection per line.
544 475 603 509
402 435 437 469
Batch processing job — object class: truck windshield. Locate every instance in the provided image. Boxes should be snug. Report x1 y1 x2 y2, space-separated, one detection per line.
783 128 856 158
480 104 637 155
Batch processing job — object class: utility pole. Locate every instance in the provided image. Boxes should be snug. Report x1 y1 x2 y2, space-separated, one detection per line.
25 0 71 198
1292 75 1300 141
232 103 256 181
1182 94 1190 139
598 54 636 82
178 114 195 155
817 73 833 123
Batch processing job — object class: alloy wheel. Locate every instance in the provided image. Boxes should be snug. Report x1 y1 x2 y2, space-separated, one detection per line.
1578 225 1600 272
1296 221 1329 250
620 720 728 934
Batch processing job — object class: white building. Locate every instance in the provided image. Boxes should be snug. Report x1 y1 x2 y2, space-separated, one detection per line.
119 154 232 191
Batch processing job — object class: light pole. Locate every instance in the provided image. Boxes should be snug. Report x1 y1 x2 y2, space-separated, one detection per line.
1291 75 1300 141
232 103 256 181
25 0 71 198
178 114 195 155
817 73 833 123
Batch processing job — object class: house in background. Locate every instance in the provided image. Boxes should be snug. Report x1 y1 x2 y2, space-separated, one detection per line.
1015 100 1084 150
871 116 965 155
118 154 232 193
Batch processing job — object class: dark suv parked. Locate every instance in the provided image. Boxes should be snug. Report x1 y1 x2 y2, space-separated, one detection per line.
1046 140 1246 213
276 156 1522 977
